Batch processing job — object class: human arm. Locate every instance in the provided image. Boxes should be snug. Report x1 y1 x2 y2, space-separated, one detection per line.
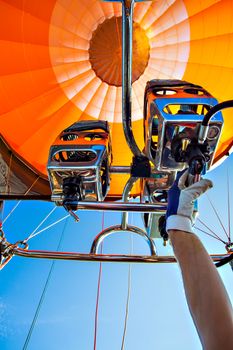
166 172 233 350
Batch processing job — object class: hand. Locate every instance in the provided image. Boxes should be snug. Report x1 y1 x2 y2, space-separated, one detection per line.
166 170 213 233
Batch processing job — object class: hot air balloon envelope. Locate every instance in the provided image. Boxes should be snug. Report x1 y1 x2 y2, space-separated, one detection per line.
0 0 232 199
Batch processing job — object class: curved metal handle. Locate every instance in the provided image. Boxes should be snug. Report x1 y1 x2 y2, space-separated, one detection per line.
90 224 157 256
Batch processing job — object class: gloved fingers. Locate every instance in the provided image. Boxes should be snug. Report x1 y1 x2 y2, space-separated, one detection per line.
178 169 194 189
173 168 188 186
177 179 212 224
178 170 213 193
182 178 213 200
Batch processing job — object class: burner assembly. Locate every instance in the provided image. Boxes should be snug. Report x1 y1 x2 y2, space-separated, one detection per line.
47 120 112 208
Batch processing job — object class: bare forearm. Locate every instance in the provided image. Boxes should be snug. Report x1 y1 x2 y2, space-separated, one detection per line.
169 230 233 350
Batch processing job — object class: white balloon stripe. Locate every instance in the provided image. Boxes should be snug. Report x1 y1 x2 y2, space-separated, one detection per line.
72 76 102 112
99 1 115 19
61 70 95 100
113 87 122 124
149 20 190 45
144 0 187 33
99 86 117 123
140 0 176 31
84 82 109 120
134 1 152 24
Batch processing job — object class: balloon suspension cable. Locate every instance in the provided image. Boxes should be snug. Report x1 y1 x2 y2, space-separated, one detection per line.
121 213 133 350
195 220 227 245
93 212 104 350
22 219 68 350
206 193 231 244
194 227 233 269
121 262 132 350
2 176 40 226
0 205 70 269
194 176 232 246
23 206 57 243
23 214 70 242
195 182 233 269
2 201 21 225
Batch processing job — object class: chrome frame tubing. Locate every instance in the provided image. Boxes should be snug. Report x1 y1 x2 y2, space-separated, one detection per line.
10 247 233 265
122 0 142 157
62 201 167 213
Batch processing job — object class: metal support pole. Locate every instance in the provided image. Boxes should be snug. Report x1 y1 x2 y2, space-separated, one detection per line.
66 201 167 212
10 247 233 265
122 0 142 157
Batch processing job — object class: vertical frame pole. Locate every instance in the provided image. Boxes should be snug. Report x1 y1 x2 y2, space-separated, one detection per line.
122 0 141 157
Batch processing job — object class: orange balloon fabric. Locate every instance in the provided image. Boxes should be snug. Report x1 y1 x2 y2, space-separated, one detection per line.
0 0 233 197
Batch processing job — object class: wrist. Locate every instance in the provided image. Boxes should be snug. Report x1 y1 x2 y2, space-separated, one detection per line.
166 215 193 234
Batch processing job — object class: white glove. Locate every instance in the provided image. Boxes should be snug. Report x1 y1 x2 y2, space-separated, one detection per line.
166 170 213 234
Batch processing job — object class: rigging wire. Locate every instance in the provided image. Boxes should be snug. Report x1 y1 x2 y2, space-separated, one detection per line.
22 218 69 350
121 263 132 350
26 214 70 240
24 206 57 242
2 200 21 225
194 165 233 248
121 212 133 350
194 225 227 245
2 177 40 225
206 192 230 242
195 218 227 244
93 212 105 350
93 211 133 350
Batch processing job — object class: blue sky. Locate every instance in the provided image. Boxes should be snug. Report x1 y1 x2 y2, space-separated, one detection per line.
0 154 232 350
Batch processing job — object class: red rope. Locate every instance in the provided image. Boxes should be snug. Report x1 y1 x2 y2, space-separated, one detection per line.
93 212 104 350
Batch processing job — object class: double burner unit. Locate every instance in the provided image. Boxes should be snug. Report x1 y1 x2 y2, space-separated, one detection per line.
47 80 223 212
